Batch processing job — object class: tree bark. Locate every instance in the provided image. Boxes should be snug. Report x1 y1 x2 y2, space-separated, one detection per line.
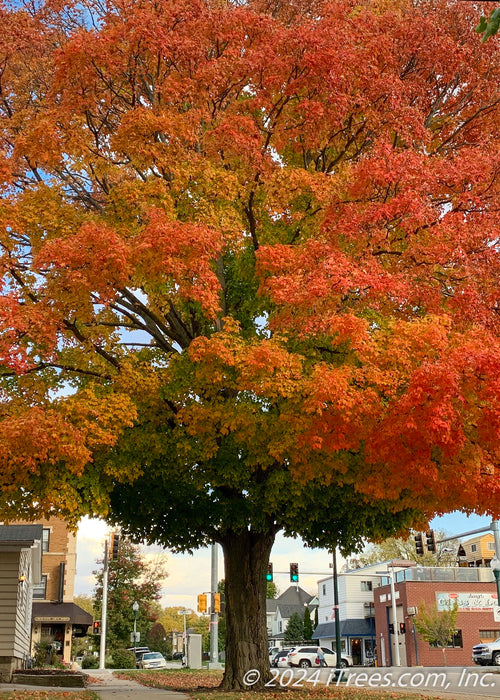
220 528 275 690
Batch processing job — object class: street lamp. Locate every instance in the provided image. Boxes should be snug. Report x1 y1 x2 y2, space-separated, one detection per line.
132 601 139 655
491 556 500 603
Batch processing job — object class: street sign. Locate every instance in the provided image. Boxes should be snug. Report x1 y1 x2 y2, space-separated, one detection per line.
130 631 140 643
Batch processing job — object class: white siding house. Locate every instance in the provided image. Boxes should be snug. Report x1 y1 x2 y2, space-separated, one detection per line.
0 525 42 681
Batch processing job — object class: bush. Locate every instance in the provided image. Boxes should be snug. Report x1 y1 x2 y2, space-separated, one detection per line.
81 655 100 669
33 641 52 667
110 648 136 669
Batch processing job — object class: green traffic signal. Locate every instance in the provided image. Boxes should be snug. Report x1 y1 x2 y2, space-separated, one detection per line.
266 563 273 581
290 562 299 582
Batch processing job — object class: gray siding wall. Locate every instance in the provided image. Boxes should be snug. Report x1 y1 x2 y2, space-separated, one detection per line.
0 550 32 660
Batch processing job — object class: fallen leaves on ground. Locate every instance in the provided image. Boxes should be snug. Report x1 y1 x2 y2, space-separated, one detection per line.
0 691 100 700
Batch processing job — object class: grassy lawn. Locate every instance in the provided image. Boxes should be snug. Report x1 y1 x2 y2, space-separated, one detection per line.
0 692 99 700
114 669 454 700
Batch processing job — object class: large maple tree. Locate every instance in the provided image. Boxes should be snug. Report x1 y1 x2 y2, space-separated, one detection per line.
1 0 500 688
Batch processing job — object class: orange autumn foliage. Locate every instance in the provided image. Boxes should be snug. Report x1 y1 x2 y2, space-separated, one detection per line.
0 0 500 686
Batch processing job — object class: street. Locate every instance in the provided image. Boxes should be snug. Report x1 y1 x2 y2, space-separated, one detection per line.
266 665 500 697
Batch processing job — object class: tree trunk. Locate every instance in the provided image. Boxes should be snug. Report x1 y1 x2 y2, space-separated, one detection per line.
220 528 275 690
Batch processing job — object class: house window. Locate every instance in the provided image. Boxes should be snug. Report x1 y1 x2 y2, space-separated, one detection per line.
322 584 326 596
278 621 282 632
42 529 50 553
33 575 47 599
361 581 373 592
471 544 477 552
431 630 462 648
488 542 495 550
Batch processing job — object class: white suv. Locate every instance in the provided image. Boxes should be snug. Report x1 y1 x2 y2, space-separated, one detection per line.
287 646 352 668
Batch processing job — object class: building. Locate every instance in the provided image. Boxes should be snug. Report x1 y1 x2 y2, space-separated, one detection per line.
461 533 497 568
374 564 498 667
12 518 92 664
0 525 42 681
266 586 315 644
313 562 389 665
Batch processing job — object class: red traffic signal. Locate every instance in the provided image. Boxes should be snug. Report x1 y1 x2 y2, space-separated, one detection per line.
93 620 101 635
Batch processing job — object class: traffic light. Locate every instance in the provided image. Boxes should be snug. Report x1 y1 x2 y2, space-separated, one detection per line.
213 593 221 613
110 533 120 560
414 533 424 556
426 530 436 553
399 622 406 635
93 620 101 635
388 623 394 635
266 563 273 582
197 593 207 613
290 562 299 582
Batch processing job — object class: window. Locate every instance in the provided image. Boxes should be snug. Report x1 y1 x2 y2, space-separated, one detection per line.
33 575 47 599
431 630 462 648
361 581 373 591
322 584 326 596
488 542 495 550
480 630 500 639
471 544 477 552
42 528 50 553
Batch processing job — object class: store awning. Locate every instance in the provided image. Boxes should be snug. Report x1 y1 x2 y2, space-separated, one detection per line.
33 602 93 626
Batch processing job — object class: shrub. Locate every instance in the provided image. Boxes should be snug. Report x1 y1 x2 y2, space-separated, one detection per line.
81 655 100 669
33 641 52 667
110 648 136 669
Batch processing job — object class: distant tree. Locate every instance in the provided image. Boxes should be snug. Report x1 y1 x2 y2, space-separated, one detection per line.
147 622 168 654
266 582 279 599
358 532 458 568
284 612 304 643
314 607 319 629
413 600 459 666
94 538 167 649
74 594 95 617
303 606 313 641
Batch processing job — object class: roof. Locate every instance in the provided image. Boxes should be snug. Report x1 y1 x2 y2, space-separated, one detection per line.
277 604 312 620
33 602 93 626
275 586 314 606
266 599 278 613
0 525 43 544
313 618 374 639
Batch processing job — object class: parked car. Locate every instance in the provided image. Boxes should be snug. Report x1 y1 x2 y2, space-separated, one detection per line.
472 638 500 665
287 646 352 668
137 651 168 669
271 648 292 668
268 646 280 661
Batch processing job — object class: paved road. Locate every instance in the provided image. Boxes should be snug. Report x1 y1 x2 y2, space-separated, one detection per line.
267 665 500 698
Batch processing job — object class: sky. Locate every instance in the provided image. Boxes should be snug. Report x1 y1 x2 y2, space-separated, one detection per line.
74 510 495 610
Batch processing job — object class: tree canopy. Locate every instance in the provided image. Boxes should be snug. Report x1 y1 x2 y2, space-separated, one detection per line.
1 0 500 688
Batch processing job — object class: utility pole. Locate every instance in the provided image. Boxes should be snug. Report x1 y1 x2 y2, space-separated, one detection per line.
208 543 222 669
99 538 109 670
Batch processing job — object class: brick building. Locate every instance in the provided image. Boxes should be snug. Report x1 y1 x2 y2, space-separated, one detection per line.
12 518 92 664
374 565 498 667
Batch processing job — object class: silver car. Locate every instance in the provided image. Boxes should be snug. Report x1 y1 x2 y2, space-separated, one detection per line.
137 651 168 669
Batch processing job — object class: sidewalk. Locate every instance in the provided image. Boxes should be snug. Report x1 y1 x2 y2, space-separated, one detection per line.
87 669 190 700
0 670 190 700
